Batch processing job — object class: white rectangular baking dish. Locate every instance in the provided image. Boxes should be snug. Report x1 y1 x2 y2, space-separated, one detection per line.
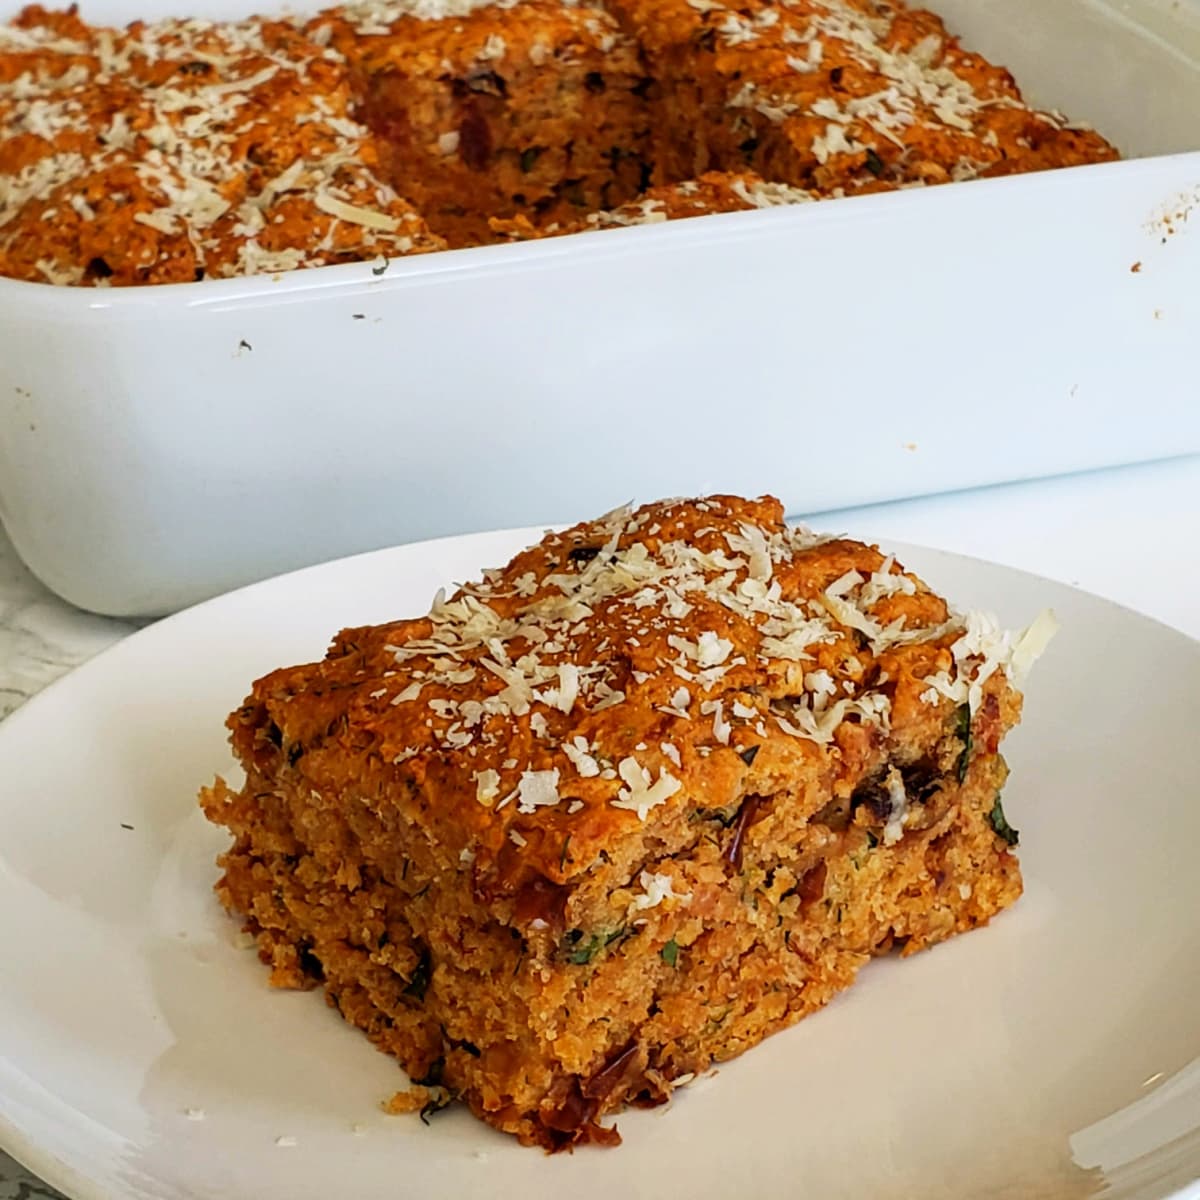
1 0 1198 617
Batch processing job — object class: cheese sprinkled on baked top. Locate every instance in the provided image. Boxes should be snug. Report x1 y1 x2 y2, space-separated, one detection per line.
241 495 1051 895
1 0 1117 285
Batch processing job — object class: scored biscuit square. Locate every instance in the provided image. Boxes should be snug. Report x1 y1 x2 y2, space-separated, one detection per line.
200 494 1048 1148
606 0 1116 191
323 1 654 246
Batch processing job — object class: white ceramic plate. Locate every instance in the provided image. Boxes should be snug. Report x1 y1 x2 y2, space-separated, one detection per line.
1 529 1199 1200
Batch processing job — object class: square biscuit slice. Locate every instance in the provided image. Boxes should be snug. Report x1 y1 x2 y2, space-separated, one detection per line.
605 0 1117 196
201 493 1043 1148
317 0 653 246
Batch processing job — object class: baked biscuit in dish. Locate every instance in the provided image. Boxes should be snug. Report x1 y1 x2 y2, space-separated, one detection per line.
200 494 1050 1148
1 0 1117 285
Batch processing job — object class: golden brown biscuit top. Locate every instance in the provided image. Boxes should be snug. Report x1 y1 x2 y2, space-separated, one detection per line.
614 0 1115 192
0 4 439 285
243 495 1051 894
323 0 626 58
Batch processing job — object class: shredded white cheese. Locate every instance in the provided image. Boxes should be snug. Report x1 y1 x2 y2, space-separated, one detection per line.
611 758 682 821
562 735 600 778
474 769 500 806
516 769 561 814
630 870 692 911
882 767 908 845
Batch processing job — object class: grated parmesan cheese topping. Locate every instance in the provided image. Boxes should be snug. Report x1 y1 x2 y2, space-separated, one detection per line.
579 166 812 231
881 766 908 846
918 607 1058 713
706 0 1072 187
587 197 669 229
0 9 434 283
629 870 692 912
336 0 549 35
361 495 1048 865
517 768 562 813
611 757 683 821
729 176 814 208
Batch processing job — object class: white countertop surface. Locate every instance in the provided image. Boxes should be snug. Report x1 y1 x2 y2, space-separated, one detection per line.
1 452 1198 1198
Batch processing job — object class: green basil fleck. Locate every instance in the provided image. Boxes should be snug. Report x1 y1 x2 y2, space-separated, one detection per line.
565 927 625 965
989 795 1019 846
566 939 596 965
955 703 972 784
661 938 679 967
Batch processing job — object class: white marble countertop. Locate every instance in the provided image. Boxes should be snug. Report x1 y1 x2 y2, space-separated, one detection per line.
1 453 1198 1198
